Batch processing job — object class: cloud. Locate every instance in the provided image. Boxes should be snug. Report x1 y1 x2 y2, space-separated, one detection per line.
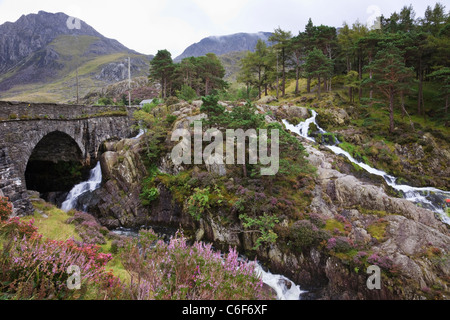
0 0 436 57
192 0 250 25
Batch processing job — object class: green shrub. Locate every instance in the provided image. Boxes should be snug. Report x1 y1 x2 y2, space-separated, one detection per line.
165 96 179 106
289 220 331 252
96 97 114 106
240 213 280 249
166 114 177 125
140 186 160 206
176 85 198 101
187 187 211 221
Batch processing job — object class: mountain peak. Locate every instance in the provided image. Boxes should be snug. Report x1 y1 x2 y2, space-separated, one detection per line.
174 31 272 62
0 11 152 103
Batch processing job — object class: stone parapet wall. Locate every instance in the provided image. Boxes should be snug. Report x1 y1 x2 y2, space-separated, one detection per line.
0 101 139 121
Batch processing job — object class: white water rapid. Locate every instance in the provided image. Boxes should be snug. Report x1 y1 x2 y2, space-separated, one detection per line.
254 264 305 300
61 161 102 211
61 129 146 212
282 110 450 225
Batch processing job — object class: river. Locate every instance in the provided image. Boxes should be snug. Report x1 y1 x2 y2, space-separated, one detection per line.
282 110 450 225
60 128 305 300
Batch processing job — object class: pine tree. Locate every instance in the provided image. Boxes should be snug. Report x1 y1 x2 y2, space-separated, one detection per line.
363 44 415 133
149 50 174 99
304 48 333 100
428 67 450 115
269 27 292 97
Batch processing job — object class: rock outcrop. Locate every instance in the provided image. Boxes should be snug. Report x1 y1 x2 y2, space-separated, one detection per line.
84 102 450 300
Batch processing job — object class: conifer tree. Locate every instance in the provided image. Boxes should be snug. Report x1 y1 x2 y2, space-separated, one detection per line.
304 48 333 100
149 49 174 99
363 44 415 133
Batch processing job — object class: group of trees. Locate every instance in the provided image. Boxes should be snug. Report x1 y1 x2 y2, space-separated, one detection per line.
149 50 227 99
237 2 450 131
238 19 338 100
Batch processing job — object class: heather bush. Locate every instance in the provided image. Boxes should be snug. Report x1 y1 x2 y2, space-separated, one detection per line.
0 217 41 240
326 236 354 253
289 220 331 252
66 211 106 245
367 253 394 271
0 196 13 221
121 230 271 300
0 234 115 299
353 251 368 264
307 212 326 228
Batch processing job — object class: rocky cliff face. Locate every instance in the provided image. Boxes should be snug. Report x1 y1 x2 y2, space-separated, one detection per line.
0 11 135 69
0 11 152 102
83 102 450 300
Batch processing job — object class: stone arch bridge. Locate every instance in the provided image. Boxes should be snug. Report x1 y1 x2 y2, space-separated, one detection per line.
0 101 139 215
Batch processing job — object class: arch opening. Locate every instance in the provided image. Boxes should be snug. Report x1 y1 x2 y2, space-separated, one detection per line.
25 131 91 206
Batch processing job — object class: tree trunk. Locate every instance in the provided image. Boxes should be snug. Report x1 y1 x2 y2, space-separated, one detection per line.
307 76 311 93
163 78 167 99
401 91 405 119
258 67 262 100
389 89 395 133
417 59 423 115
282 48 286 97
422 89 426 122
295 66 299 95
317 75 321 100
242 164 247 178
358 55 363 101
446 94 448 115
369 53 373 99
399 90 415 130
205 78 209 96
276 53 279 99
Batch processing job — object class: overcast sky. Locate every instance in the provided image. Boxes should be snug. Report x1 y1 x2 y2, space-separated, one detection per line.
0 0 439 57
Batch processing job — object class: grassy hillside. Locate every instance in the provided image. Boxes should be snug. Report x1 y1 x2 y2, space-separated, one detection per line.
0 35 150 103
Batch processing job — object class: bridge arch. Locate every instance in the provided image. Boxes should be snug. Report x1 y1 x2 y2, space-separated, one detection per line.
24 130 90 204
0 107 135 215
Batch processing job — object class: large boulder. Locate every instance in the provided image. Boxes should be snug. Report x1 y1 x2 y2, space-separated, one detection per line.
257 95 277 104
316 108 350 129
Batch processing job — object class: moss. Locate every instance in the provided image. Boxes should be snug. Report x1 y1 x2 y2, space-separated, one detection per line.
367 220 388 241
356 206 389 217
333 248 359 263
324 218 346 234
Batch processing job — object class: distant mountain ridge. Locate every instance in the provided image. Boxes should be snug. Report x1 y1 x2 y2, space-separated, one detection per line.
174 32 272 62
0 11 152 103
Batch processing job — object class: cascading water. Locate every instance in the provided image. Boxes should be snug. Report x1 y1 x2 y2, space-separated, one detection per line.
61 129 145 212
61 161 102 211
254 264 305 300
282 110 450 225
60 128 304 299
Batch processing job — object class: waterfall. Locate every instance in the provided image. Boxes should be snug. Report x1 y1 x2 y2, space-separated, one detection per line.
254 264 305 300
282 110 450 225
61 130 145 212
61 161 102 211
